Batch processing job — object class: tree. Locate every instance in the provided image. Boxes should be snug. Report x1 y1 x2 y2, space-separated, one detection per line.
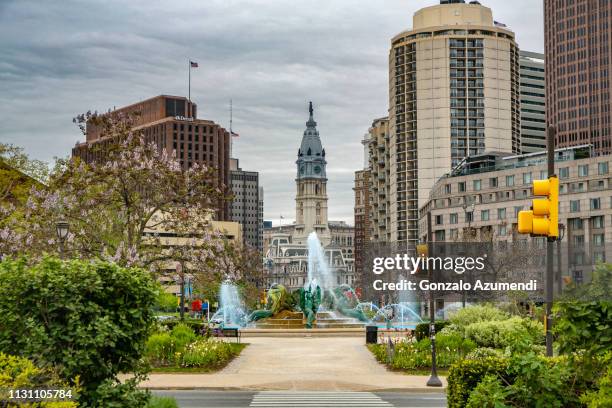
0 112 230 275
0 143 49 204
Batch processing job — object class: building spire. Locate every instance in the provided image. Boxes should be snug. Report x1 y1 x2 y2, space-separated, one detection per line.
306 101 317 128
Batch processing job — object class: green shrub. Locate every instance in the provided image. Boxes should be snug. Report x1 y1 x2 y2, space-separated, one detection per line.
176 339 242 368
580 353 612 408
156 291 178 313
86 377 150 408
447 357 510 408
0 257 158 407
146 395 179 408
465 347 503 360
449 305 509 329
370 333 475 371
464 316 543 348
415 321 450 341
171 323 197 351
465 374 509 408
145 333 175 366
0 352 78 407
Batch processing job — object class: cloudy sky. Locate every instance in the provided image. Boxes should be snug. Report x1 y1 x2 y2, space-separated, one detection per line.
0 0 544 225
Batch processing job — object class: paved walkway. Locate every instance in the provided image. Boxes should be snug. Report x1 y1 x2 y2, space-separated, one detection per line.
140 337 446 391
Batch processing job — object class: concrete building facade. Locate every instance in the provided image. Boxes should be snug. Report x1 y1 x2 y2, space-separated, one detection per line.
229 158 263 252
544 0 612 155
519 51 547 153
72 95 231 220
389 0 520 246
419 146 611 282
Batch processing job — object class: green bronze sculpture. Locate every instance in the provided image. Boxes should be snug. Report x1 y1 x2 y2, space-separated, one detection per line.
298 282 322 329
248 283 290 322
330 284 369 322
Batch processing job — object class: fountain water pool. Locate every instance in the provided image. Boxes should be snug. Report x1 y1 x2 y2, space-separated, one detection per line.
210 281 248 327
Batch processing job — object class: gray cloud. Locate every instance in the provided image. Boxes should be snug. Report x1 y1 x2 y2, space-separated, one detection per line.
0 0 544 225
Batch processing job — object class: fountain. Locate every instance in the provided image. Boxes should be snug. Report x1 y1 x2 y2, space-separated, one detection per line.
210 281 248 328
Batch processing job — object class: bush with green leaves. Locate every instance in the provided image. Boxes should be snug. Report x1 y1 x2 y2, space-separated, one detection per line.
0 352 78 408
156 290 178 313
464 316 543 349
0 257 158 407
369 333 476 371
448 305 510 330
465 347 503 360
414 321 450 341
171 323 197 351
465 374 509 408
145 333 176 366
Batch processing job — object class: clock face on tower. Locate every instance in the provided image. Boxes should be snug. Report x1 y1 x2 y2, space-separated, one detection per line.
314 165 321 174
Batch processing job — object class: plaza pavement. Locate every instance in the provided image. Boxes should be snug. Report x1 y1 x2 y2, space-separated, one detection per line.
139 336 447 391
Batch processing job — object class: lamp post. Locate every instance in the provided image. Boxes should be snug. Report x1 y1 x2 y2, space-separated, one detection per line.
176 262 185 321
55 220 69 259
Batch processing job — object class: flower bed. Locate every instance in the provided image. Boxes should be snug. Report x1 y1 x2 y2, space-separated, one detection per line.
144 323 246 372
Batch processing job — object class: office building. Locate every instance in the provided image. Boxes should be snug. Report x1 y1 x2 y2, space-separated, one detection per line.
519 51 547 153
72 95 231 220
229 158 263 252
544 0 612 155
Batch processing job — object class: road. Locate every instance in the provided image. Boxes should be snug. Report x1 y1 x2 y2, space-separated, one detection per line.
152 390 447 408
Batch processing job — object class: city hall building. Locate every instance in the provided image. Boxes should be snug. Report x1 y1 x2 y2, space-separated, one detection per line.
262 103 355 292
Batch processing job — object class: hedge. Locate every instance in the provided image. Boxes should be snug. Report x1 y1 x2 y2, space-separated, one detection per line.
447 357 511 408
415 321 450 341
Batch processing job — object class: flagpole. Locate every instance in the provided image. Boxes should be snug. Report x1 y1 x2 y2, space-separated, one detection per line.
230 99 233 158
188 60 191 103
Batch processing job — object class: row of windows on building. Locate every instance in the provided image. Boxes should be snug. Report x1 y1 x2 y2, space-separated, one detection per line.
446 162 609 194
434 225 607 249
435 198 610 227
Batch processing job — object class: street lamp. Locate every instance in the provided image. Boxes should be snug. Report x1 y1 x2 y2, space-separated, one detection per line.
176 262 185 321
55 220 69 259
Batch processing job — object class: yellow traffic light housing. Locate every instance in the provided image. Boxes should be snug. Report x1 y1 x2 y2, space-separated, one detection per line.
517 176 559 239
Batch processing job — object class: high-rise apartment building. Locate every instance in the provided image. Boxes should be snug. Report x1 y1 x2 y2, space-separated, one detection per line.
229 158 263 252
519 51 547 153
353 169 370 290
367 117 391 243
72 95 231 220
389 0 520 245
544 0 612 155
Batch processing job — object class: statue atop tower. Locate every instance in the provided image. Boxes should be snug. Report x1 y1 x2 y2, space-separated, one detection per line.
294 101 330 245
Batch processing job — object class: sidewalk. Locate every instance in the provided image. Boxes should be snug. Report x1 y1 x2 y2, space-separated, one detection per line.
138 337 447 392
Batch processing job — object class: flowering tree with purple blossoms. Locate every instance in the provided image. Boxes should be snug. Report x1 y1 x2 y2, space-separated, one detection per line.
0 112 245 282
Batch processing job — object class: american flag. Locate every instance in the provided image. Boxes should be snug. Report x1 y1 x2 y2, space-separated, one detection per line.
190 61 199 68
231 130 240 138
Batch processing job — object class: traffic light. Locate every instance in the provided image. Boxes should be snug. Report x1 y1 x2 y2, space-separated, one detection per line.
517 176 559 239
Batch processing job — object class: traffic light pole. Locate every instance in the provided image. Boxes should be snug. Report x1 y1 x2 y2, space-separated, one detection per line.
545 126 555 357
